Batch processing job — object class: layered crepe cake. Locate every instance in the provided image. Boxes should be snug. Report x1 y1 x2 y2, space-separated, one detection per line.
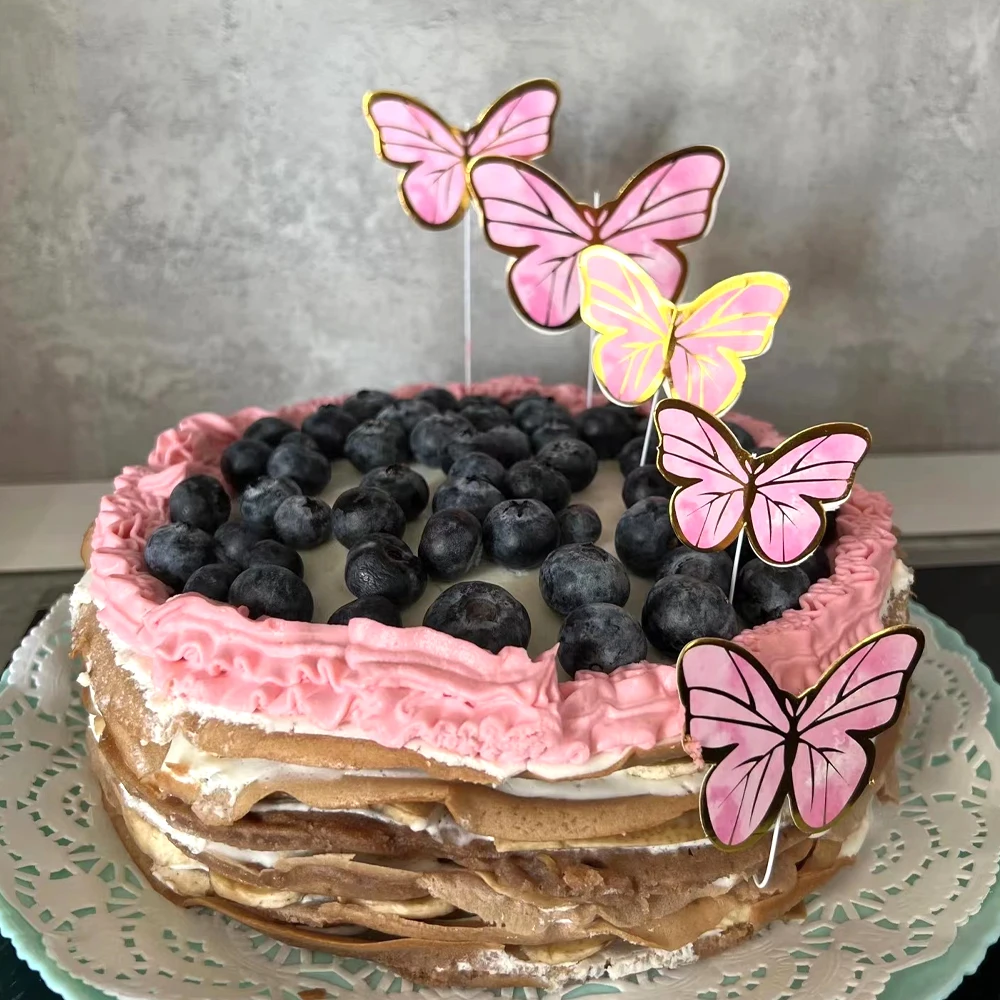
70 376 913 988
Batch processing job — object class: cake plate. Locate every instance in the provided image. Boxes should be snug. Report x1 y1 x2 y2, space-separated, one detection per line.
0 598 998 1000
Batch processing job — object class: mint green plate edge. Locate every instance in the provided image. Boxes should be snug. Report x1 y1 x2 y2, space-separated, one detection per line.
0 604 996 1000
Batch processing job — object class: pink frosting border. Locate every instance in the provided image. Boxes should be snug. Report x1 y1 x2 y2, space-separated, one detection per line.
85 376 898 768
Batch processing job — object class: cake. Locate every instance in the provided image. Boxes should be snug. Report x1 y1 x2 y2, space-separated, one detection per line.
70 375 912 988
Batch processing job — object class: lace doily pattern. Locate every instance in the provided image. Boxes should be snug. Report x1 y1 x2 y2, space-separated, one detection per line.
0 597 997 1000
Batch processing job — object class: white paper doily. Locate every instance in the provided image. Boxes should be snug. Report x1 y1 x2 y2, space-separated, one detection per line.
1 597 998 1000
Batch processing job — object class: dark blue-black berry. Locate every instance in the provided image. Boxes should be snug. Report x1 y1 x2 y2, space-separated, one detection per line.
345 534 427 608
618 437 646 477
422 581 531 654
622 465 674 508
331 487 405 549
416 386 458 411
506 459 571 512
460 401 512 432
243 416 296 448
735 560 810 626
327 595 402 628
432 476 506 523
280 430 321 452
658 547 734 595
724 420 757 453
344 418 410 472
642 576 740 657
530 420 578 451
798 547 831 584
512 397 572 435
144 523 215 591
182 562 240 602
576 406 635 459
247 538 304 577
273 495 333 549
409 412 474 467
418 509 483 581
220 439 273 493
558 603 648 676
266 443 331 495
229 565 313 622
557 504 602 545
169 475 231 533
615 496 677 577
301 405 357 459
539 543 630 615
456 393 496 410
240 477 302 530
477 424 533 467
214 521 272 569
448 452 507 493
483 499 559 570
536 438 598 492
360 465 429 521
342 389 395 423
376 398 438 435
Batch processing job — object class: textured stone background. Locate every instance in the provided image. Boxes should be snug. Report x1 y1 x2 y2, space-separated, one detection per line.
1 0 999 482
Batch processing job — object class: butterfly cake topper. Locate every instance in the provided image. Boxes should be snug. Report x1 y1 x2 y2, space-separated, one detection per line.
578 246 788 415
363 79 560 230
468 147 728 332
676 626 924 855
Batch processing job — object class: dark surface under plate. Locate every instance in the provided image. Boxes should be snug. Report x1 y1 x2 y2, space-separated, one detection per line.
0 566 997 998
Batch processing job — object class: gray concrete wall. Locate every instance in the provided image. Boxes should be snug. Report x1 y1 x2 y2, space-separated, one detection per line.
1 0 998 482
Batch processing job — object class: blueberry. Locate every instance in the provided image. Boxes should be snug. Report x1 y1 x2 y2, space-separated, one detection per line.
409 412 474 467
327 595 402 627
422 581 531 654
415 386 459 411
247 538 304 577
419 509 483 581
280 430 321 452
539 544 630 615
799 547 831 583
724 420 757 452
735 560 810 627
642 576 740 657
558 603 648 676
344 418 410 472
432 475 506 523
822 508 840 546
331 487 405 549
504 391 543 412
360 465 429 521
483 498 559 569
530 420 578 451
618 437 646 477
266 443 331 494
243 416 296 448
144 523 215 591
557 503 602 545
273 495 333 549
345 534 427 607
229 565 313 622
183 562 241 602
506 459 572 511
240 476 302 530
658 547 734 595
447 452 507 493
512 397 572 435
622 465 674 507
342 389 395 423
214 521 272 569
478 424 533 467
456 393 496 410
615 496 677 577
376 398 439 435
536 438 598 492
576 406 635 459
221 439 273 492
460 401 512 432
301 405 357 459
168 475 231 533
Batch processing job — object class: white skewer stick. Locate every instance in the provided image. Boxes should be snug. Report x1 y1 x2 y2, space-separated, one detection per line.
729 528 744 603
639 386 661 467
754 805 784 889
463 195 473 390
585 190 600 409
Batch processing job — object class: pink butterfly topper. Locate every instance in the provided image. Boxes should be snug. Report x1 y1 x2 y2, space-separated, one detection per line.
655 398 871 567
677 627 924 849
363 80 560 230
468 148 727 332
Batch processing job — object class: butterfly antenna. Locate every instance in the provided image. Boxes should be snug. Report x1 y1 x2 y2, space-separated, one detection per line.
753 806 783 889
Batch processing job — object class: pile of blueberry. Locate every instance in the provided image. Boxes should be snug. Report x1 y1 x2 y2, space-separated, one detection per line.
141 387 833 677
